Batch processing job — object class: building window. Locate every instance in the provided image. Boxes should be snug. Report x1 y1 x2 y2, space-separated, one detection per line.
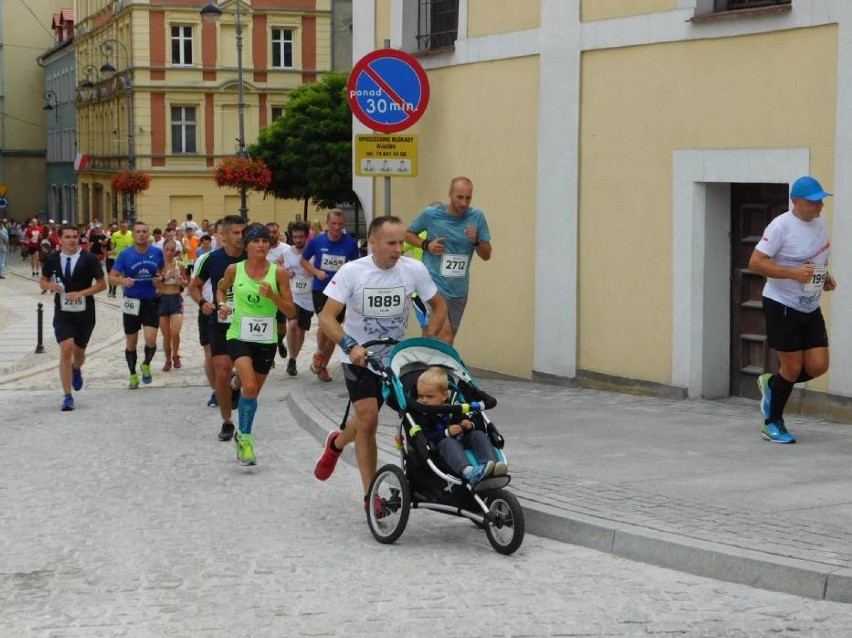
171 25 193 65
171 106 197 154
715 0 790 9
417 0 459 51
271 28 294 68
271 106 285 121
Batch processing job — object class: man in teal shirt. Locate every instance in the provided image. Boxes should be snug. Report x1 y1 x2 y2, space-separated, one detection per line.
405 176 492 344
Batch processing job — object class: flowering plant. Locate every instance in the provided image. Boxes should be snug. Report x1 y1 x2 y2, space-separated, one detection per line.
213 156 272 192
111 170 151 195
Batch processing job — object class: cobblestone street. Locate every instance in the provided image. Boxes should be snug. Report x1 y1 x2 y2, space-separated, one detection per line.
1 265 851 635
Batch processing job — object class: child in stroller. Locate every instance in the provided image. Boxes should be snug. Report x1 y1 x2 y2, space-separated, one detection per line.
415 366 507 485
364 337 524 554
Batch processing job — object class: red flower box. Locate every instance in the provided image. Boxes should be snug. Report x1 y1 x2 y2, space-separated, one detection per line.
213 156 272 192
112 170 151 195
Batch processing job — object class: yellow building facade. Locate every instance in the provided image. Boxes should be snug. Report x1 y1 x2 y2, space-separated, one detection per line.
74 0 333 228
355 0 852 418
0 0 67 220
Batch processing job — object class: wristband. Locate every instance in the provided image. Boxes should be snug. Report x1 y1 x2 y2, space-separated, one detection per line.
422 239 430 253
198 299 206 309
339 334 359 355
472 240 481 247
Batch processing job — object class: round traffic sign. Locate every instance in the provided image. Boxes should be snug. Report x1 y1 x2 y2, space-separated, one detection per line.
347 49 430 134
0 197 8 209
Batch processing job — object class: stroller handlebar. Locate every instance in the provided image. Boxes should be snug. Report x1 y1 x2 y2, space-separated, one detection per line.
358 337 498 410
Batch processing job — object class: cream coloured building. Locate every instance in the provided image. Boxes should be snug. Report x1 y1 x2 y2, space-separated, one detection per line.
74 0 334 227
354 0 852 419
0 0 67 220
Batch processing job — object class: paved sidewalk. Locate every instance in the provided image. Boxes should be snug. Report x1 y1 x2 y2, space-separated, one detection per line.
288 353 852 604
2 254 850 603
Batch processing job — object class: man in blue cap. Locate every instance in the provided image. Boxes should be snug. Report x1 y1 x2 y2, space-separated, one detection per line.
749 176 837 443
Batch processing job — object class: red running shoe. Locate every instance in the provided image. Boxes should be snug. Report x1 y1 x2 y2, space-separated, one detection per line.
314 430 342 480
364 494 386 519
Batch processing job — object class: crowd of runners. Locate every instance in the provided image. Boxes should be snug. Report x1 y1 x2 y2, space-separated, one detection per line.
19 173 842 512
34 178 496 502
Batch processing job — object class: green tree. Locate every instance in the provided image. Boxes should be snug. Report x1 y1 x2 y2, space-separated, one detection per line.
250 73 357 212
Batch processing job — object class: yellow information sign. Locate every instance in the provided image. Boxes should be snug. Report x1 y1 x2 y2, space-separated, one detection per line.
0 184 8 197
355 134 418 177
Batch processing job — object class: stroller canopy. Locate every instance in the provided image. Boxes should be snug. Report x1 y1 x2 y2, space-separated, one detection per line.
384 338 480 411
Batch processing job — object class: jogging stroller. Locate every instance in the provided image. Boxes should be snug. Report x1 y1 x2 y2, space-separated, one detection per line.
361 337 525 555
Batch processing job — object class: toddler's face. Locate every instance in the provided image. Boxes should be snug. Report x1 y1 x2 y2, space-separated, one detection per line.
417 382 448 406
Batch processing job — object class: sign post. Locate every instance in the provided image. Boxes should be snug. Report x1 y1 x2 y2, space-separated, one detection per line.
348 44 430 216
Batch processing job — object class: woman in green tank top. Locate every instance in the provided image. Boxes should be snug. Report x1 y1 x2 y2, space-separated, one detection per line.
216 223 296 466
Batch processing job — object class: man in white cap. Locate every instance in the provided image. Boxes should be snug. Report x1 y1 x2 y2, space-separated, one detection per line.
750 176 837 444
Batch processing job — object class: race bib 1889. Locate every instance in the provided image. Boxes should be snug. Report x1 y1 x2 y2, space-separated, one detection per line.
440 254 469 278
362 286 406 318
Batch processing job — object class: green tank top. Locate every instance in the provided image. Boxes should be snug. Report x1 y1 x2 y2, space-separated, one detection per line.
226 261 279 344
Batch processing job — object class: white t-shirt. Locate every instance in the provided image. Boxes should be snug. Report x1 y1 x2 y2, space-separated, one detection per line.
325 255 438 364
755 210 830 313
194 252 214 302
266 241 291 267
283 245 314 312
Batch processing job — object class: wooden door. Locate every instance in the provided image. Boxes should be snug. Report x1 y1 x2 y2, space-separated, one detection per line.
730 183 788 398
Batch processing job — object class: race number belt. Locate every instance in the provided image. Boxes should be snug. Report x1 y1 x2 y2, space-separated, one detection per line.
290 275 311 294
362 286 405 318
440 254 469 278
122 297 141 316
803 265 828 294
240 315 274 342
320 253 346 272
60 294 86 313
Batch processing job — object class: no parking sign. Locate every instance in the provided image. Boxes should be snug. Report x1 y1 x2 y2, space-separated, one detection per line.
347 49 430 133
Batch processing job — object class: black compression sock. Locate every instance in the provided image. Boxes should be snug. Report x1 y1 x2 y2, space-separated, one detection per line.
796 371 814 384
768 374 795 424
125 350 138 374
143 345 156 365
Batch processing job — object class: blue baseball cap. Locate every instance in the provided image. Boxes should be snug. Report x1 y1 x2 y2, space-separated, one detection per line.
790 176 832 201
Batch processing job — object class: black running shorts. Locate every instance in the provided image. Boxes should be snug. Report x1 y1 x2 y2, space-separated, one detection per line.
122 298 159 334
342 363 385 407
54 311 96 349
227 340 276 375
762 296 828 352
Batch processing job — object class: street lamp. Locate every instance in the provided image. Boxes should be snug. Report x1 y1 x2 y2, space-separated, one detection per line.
201 1 248 219
99 39 137 224
78 65 98 96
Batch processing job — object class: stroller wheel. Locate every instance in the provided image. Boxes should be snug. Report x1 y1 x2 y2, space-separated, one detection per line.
483 489 525 555
367 464 411 544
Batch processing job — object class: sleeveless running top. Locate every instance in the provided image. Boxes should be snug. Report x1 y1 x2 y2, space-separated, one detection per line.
226 261 279 343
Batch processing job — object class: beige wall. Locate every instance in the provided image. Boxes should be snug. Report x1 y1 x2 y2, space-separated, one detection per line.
578 26 837 385
1 0 63 150
375 0 391 49
79 174 305 228
467 0 540 37
581 0 677 22
374 56 540 376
